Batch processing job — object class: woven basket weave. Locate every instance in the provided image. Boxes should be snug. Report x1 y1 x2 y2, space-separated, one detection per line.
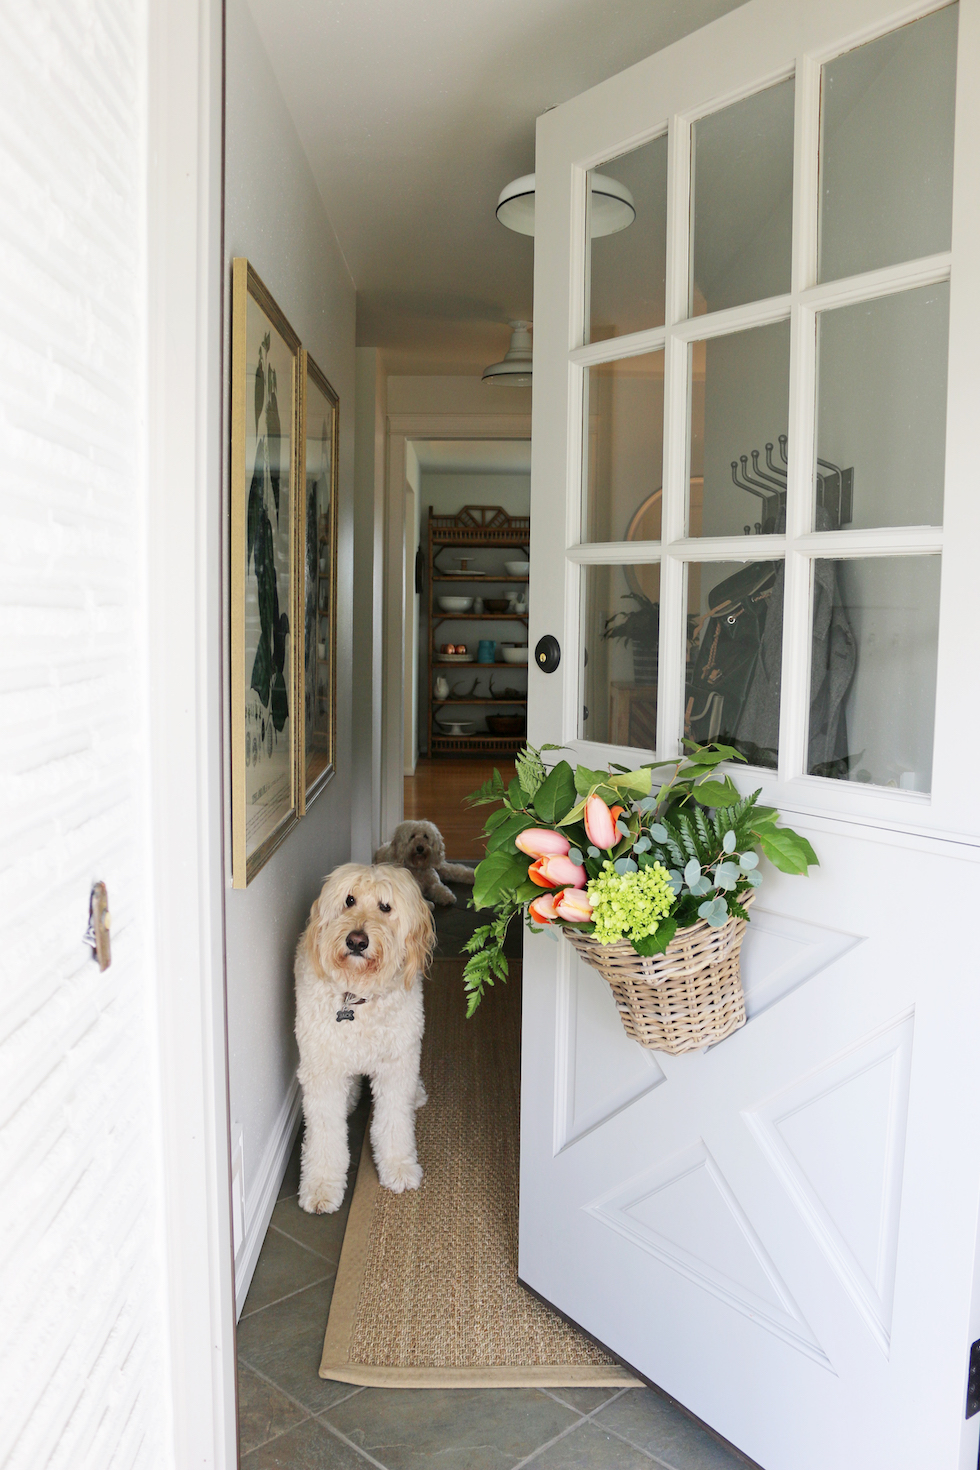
563 894 754 1055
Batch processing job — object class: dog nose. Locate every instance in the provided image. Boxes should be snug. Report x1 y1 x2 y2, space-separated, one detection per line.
415 844 425 855
345 930 369 955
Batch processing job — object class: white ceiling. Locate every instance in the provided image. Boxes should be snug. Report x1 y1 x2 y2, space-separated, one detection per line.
413 439 532 475
246 0 746 373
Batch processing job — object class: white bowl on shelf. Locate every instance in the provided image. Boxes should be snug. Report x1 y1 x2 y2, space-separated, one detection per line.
438 595 473 613
438 721 474 736
500 645 529 664
504 560 530 576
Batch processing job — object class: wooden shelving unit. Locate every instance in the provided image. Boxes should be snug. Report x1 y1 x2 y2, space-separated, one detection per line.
426 506 530 757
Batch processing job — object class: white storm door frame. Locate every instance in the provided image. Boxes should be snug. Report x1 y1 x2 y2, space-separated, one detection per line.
528 0 980 846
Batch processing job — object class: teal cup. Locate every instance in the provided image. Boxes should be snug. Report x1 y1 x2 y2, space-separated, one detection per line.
477 639 496 663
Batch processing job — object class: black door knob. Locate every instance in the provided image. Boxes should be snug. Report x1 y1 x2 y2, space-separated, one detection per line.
534 635 561 673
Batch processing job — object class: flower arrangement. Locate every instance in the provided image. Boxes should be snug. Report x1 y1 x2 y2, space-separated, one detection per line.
461 741 817 1015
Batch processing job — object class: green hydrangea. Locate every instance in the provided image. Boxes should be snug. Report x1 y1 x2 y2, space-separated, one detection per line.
588 860 676 946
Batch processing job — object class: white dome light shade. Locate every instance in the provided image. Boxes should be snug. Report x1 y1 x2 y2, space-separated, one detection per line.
483 321 533 386
495 171 635 237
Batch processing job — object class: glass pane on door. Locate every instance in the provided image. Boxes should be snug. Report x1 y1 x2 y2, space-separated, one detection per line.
689 320 790 537
808 556 940 790
587 133 668 343
581 563 660 746
584 351 664 543
813 283 949 530
818 4 957 284
691 77 795 315
685 558 783 768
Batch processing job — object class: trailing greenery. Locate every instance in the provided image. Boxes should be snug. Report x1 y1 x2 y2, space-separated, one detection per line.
461 740 817 1013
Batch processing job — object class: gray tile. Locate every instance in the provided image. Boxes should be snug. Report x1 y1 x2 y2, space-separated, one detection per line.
544 1386 624 1416
238 1279 357 1415
595 1389 750 1470
323 1387 578 1470
279 1131 303 1200
242 1415 376 1468
522 1420 658 1469
241 1228 334 1318
270 1196 350 1265
237 1364 309 1455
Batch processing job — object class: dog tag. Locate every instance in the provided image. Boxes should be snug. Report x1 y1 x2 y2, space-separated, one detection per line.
336 1007 356 1023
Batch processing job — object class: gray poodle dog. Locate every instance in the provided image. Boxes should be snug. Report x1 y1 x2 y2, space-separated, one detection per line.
373 819 475 906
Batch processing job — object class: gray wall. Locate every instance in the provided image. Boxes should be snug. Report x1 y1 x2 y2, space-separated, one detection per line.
224 0 357 1298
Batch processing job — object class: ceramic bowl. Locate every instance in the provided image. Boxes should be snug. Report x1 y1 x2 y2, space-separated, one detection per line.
484 598 509 613
504 560 530 576
438 595 474 613
436 652 473 663
500 645 529 664
438 720 474 736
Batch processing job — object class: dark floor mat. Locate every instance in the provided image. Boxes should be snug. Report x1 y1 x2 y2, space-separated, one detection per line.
434 869 524 962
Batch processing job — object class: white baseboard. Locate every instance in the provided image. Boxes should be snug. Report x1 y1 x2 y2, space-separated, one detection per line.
234 1076 303 1317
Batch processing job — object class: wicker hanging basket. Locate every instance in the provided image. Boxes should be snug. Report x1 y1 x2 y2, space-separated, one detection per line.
563 894 754 1055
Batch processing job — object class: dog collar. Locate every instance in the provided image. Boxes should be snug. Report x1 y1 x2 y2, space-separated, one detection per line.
336 991 369 1023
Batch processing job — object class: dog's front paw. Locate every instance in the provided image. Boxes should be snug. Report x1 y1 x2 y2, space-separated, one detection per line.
377 1157 423 1193
433 889 456 907
299 1176 346 1214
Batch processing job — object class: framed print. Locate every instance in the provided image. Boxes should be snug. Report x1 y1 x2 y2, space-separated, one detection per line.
298 350 339 809
230 258 301 887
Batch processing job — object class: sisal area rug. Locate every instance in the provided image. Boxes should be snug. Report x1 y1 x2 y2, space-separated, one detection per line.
319 957 641 1388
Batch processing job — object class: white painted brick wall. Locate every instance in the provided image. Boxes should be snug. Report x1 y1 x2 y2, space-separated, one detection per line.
0 1 170 1467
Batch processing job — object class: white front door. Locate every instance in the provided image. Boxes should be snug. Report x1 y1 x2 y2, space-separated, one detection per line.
520 3 980 1466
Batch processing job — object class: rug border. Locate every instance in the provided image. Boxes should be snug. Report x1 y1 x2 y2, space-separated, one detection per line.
318 1070 640 1390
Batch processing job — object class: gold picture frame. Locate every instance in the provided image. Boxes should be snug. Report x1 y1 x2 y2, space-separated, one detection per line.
230 258 302 887
297 350 339 811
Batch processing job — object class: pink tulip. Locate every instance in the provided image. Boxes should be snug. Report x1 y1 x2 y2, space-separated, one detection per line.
555 888 594 923
529 891 561 924
537 853 587 889
584 795 618 850
515 828 571 859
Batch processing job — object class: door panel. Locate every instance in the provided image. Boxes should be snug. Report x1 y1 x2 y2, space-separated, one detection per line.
521 2 980 1466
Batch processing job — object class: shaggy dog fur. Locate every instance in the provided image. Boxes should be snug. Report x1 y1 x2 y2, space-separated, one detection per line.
373 819 475 906
295 863 435 1214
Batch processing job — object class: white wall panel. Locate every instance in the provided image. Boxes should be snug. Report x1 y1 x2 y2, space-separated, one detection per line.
0 0 170 1465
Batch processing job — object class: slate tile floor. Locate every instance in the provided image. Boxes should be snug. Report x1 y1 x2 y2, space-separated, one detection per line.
237 1125 756 1470
237 873 758 1468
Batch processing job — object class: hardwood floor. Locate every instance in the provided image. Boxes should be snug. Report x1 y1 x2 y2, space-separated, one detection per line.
404 757 516 860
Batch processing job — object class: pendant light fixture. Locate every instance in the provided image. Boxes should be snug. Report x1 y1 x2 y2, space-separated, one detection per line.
482 321 533 387
495 172 635 237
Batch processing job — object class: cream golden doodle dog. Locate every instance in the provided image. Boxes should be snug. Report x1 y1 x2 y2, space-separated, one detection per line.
373 819 475 906
295 862 435 1214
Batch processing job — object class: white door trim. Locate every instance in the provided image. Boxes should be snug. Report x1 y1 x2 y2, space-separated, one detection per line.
380 412 532 844
147 0 236 1465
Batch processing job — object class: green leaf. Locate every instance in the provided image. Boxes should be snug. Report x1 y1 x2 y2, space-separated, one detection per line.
557 796 587 829
531 759 577 824
485 811 537 855
574 765 609 795
693 778 741 808
508 777 531 811
607 767 653 798
465 768 507 806
483 806 512 833
757 828 814 875
472 851 530 909
632 916 678 957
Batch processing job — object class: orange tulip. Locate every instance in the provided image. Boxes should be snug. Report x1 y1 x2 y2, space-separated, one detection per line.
528 858 557 888
515 828 571 859
537 853 587 888
529 891 561 924
555 888 594 923
584 795 618 850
